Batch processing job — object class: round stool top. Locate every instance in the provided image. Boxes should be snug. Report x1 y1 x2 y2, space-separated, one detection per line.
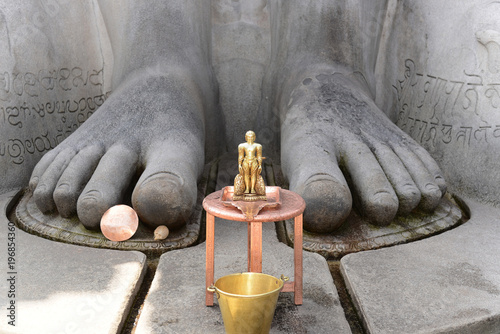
203 187 305 222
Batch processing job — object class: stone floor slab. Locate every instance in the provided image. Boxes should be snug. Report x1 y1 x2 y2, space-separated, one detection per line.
135 218 352 334
341 198 500 334
0 190 147 334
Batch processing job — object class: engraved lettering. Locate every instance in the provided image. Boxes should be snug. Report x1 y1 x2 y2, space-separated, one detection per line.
493 125 500 138
58 68 71 91
456 126 473 147
423 122 438 148
485 84 500 109
441 124 453 144
88 69 104 86
6 107 22 128
25 139 36 154
0 91 110 164
12 74 24 96
39 69 57 91
68 99 79 113
72 67 87 87
24 72 39 97
474 126 491 143
8 139 24 164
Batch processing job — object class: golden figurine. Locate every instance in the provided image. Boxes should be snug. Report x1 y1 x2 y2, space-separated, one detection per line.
233 130 266 201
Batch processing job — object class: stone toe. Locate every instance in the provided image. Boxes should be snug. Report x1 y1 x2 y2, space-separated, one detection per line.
77 190 109 230
132 172 197 230
364 191 399 226
296 175 352 233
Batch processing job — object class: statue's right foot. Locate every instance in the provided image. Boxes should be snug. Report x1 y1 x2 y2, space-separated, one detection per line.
29 73 209 231
28 0 218 231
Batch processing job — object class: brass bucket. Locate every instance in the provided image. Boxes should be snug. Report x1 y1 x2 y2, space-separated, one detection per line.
208 272 288 334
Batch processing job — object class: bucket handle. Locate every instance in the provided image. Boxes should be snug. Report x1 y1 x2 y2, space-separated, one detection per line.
207 275 289 299
207 285 220 299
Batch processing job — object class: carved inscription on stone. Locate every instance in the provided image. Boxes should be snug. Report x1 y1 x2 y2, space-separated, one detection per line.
0 67 105 101
0 92 110 165
0 63 110 189
0 66 109 165
393 59 500 148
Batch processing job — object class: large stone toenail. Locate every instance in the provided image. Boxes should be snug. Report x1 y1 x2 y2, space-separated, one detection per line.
34 184 46 193
298 175 352 233
132 172 195 230
370 191 397 206
79 190 101 205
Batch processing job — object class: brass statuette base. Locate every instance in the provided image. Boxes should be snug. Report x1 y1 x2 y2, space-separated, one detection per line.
232 193 267 202
220 186 280 220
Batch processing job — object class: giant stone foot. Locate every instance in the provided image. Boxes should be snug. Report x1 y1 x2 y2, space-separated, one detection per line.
281 71 446 233
27 0 217 232
29 73 207 231
266 0 447 233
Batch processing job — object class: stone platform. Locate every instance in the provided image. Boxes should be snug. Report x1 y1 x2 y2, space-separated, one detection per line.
341 198 500 334
0 189 351 334
282 193 463 260
0 190 147 334
12 161 215 258
134 218 351 333
2 186 500 333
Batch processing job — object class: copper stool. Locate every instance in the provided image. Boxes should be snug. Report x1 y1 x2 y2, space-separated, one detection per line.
203 187 305 306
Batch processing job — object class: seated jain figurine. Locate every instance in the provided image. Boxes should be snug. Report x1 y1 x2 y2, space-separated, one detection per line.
16 0 496 234
234 131 266 201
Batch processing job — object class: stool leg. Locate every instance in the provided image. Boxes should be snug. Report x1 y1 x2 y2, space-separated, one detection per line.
206 213 215 306
247 222 251 272
249 221 262 272
294 214 303 305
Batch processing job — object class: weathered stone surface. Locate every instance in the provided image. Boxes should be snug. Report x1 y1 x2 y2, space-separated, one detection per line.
377 1 500 207
4 0 454 236
12 161 213 257
283 193 463 260
0 190 147 334
0 1 113 190
341 198 500 334
24 0 219 231
135 218 352 334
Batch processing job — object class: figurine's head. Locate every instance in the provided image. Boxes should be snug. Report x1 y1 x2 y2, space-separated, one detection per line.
245 130 256 144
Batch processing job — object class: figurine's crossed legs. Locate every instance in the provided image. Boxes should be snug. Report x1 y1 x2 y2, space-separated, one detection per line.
30 0 446 232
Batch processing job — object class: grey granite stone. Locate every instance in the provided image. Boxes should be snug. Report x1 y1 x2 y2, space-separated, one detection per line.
0 1 113 191
341 198 500 334
5 0 454 236
135 218 352 334
377 1 500 208
0 190 147 334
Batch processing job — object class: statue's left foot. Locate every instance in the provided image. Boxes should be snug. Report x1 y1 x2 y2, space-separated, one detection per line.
280 72 446 233
268 0 446 233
